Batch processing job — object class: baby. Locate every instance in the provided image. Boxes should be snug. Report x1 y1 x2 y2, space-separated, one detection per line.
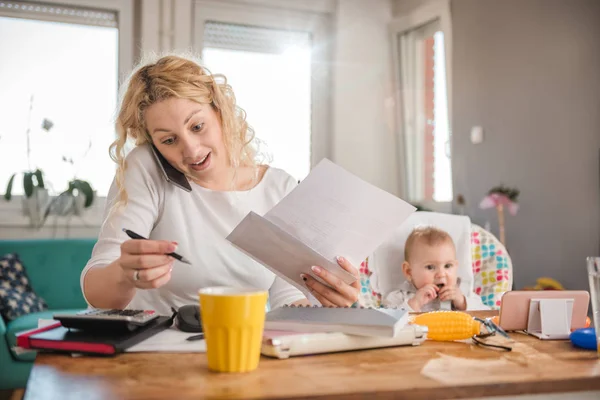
383 226 468 312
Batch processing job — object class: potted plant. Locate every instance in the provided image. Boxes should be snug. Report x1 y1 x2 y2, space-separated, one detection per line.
3 97 52 226
4 168 47 201
479 184 520 246
48 177 95 217
44 149 95 221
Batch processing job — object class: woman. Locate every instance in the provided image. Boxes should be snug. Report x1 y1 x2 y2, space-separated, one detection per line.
81 54 360 314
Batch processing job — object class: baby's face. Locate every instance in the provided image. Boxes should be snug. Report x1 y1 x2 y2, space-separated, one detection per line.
406 241 458 290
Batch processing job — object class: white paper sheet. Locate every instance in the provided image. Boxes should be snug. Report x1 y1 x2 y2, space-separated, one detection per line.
126 327 206 353
227 158 416 297
227 211 355 300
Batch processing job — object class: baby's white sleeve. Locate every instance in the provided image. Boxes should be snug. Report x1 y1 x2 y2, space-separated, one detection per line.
382 289 415 311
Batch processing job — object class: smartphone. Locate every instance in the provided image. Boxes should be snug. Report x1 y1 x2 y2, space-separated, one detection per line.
498 290 589 331
150 144 192 192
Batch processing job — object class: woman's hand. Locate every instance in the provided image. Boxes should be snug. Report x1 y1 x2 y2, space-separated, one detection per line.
301 256 360 307
117 239 176 290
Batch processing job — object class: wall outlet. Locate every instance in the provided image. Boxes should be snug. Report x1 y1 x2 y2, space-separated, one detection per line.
470 126 484 144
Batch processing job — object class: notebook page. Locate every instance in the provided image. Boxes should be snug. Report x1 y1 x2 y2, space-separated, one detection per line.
227 212 355 300
264 159 416 267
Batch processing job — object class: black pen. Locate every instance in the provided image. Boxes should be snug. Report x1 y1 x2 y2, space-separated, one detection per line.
122 228 192 265
186 333 205 341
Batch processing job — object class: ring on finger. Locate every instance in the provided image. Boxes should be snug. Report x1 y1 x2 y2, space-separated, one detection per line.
133 270 140 282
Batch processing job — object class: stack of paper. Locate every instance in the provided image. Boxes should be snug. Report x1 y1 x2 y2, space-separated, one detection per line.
227 158 416 300
265 305 410 337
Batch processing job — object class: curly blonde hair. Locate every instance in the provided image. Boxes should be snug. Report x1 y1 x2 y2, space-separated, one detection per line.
109 53 257 206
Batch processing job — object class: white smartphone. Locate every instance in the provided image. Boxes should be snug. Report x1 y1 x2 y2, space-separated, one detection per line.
150 144 192 192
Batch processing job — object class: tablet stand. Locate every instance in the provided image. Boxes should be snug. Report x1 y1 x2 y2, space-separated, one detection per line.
526 298 573 340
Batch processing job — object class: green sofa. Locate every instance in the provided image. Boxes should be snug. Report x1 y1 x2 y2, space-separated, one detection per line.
0 238 95 390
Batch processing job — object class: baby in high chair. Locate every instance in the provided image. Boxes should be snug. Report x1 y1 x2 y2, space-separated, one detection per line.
383 226 485 312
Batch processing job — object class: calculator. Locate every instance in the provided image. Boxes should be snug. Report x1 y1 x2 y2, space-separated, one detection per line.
54 309 160 332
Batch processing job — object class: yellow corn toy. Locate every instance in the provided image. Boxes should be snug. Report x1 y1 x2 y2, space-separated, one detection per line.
412 311 480 341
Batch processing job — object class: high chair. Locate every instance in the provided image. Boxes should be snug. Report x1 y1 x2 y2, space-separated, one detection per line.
358 212 513 310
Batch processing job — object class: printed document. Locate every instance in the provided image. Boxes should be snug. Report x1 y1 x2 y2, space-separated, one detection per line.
227 159 415 300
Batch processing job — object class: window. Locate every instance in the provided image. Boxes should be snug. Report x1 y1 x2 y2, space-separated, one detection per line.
391 0 453 209
0 0 134 210
194 1 332 182
202 22 312 180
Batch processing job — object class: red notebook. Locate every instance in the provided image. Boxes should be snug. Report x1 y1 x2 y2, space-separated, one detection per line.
16 315 174 356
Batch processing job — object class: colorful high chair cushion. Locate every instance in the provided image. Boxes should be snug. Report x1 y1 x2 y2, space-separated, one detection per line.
368 212 475 305
471 224 512 309
358 219 512 311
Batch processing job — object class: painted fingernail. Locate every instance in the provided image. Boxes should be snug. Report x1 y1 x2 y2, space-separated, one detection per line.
168 243 177 252
337 256 345 263
311 266 322 274
301 274 307 282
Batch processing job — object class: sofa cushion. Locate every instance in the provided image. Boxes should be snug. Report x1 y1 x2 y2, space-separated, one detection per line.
0 253 48 322
6 309 83 361
0 239 95 309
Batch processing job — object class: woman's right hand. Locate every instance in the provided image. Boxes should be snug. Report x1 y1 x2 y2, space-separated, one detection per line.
117 239 177 289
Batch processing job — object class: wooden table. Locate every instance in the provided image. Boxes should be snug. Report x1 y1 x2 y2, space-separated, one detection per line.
23 311 600 400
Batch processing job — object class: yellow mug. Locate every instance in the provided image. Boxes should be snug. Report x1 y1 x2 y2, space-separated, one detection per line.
198 287 268 373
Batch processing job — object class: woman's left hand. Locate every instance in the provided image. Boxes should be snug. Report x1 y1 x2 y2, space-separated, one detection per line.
302 256 360 307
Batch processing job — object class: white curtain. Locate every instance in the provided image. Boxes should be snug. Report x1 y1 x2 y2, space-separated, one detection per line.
398 18 442 203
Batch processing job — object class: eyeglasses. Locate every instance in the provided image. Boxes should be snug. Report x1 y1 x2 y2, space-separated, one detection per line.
471 317 513 352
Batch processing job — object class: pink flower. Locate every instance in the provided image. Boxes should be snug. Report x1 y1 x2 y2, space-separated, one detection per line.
479 193 519 216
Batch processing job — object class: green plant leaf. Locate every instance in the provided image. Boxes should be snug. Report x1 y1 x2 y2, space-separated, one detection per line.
67 180 76 193
34 169 45 188
4 173 16 201
23 173 33 197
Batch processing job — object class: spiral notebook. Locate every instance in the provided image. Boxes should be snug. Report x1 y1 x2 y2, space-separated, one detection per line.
265 306 409 338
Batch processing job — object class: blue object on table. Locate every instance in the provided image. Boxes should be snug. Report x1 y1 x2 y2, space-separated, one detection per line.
569 328 597 350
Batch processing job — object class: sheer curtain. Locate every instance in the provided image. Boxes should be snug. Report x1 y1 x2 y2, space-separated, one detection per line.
397 18 452 205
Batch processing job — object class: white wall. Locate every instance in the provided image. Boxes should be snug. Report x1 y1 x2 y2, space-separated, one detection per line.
0 225 100 240
331 0 398 195
449 0 600 291
391 0 600 292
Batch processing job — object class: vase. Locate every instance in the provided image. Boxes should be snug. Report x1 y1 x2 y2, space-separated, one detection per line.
21 187 50 227
51 194 75 216
73 194 88 216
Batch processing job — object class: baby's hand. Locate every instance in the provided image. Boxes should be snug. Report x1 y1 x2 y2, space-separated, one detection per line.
439 285 466 311
408 283 439 312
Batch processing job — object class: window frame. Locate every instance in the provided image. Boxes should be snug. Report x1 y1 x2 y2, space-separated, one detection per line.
192 0 334 171
0 0 134 228
390 0 453 212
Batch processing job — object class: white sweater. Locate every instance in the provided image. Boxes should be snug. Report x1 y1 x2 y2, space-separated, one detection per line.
81 145 306 314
